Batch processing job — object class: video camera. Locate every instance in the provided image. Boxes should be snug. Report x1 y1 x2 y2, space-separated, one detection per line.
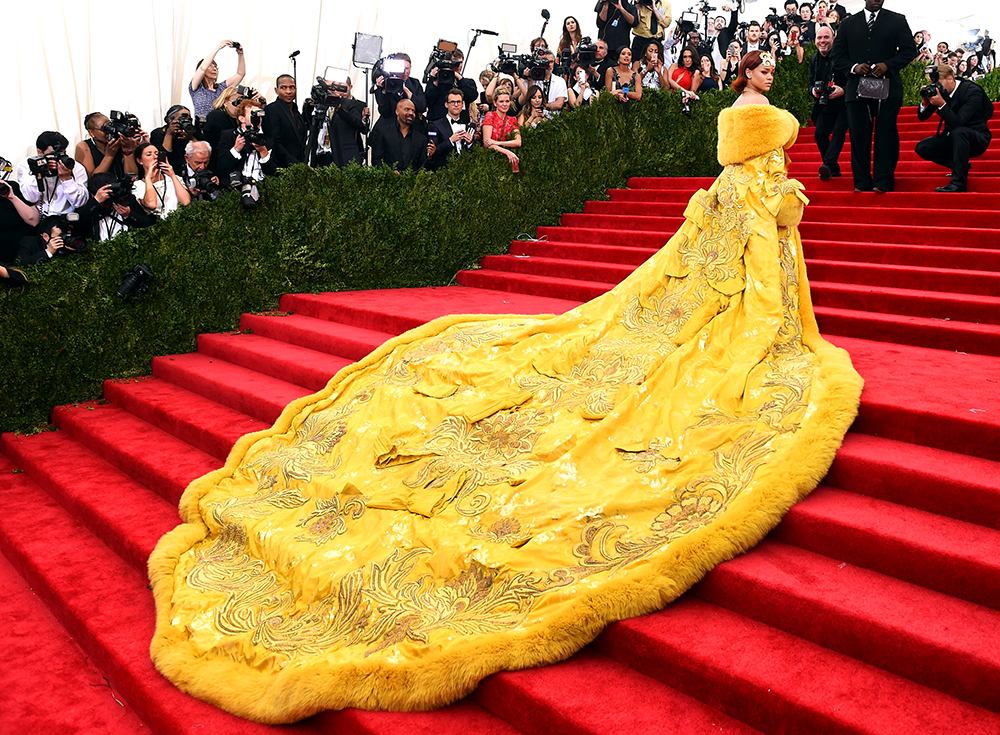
526 48 550 82
920 64 945 101
310 77 348 109
424 40 462 86
101 110 142 143
492 43 530 78
575 37 598 67
240 110 267 147
553 49 574 78
373 56 408 95
27 149 75 177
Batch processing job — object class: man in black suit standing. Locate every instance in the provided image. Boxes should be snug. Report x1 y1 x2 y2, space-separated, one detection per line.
831 0 917 193
264 75 306 168
370 99 428 172
426 89 474 172
915 64 993 193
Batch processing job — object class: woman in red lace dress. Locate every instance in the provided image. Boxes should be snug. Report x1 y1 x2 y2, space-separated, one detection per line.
482 90 521 170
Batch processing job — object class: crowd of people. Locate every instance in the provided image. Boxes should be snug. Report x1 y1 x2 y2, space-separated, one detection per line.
1 3 995 285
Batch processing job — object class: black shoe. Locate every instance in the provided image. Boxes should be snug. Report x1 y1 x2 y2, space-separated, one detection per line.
854 187 873 193
819 164 831 181
936 181 967 193
830 169 842 178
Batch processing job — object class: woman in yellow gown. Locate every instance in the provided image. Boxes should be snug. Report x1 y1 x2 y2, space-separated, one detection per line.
149 50 863 723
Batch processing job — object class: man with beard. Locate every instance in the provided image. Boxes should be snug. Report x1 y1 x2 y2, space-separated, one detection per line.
370 99 428 172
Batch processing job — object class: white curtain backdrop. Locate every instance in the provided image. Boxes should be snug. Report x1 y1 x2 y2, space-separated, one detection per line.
4 0 996 170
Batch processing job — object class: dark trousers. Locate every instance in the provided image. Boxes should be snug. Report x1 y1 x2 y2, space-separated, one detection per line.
915 128 992 185
846 97 903 190
813 103 849 173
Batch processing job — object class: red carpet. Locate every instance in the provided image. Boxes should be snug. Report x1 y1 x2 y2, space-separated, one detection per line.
2 104 999 734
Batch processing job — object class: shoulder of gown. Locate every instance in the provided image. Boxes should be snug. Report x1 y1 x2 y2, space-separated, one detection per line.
716 105 800 166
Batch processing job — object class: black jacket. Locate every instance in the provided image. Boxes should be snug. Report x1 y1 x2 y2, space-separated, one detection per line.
150 126 194 176
370 117 427 172
426 113 472 171
831 8 917 102
425 77 478 121
203 108 239 170
596 0 638 53
76 194 156 241
917 79 994 135
808 49 848 120
375 78 427 118
263 100 307 167
215 129 280 180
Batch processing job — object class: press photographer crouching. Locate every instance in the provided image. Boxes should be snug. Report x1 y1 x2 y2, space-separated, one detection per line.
182 140 221 202
916 64 993 193
809 24 848 180
151 105 202 175
0 163 37 284
15 215 87 266
17 131 90 217
76 172 156 241
216 99 278 207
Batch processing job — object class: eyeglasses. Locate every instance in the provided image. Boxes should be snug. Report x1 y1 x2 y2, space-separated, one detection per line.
446 100 463 104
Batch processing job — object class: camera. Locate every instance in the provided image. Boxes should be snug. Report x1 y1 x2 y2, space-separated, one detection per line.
105 173 138 205
920 64 944 100
101 110 141 143
116 263 154 298
51 212 88 253
678 10 701 36
240 111 267 147
812 80 835 105
373 57 408 95
553 49 574 78
27 150 76 177
175 113 203 138
191 170 219 195
233 85 260 104
526 48 550 82
310 77 348 109
0 181 10 197
574 37 598 67
424 43 462 87
229 171 259 210
231 41 241 51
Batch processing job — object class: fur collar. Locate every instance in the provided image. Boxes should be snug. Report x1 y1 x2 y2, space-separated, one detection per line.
717 105 799 166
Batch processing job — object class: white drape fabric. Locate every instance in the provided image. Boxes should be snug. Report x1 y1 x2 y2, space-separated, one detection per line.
4 0 995 170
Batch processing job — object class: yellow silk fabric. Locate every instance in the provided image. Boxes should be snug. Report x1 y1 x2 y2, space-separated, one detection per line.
149 105 863 724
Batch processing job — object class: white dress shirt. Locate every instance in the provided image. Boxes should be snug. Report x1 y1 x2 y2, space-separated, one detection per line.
17 160 89 217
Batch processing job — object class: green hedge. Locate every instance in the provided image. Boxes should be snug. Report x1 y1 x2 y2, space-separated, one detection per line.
3 53 999 433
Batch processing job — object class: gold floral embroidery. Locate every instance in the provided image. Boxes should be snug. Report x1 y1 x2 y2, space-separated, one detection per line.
617 439 681 473
296 494 369 545
468 517 532 547
243 414 347 486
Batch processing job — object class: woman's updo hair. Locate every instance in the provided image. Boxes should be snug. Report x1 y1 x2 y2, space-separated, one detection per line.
732 50 766 94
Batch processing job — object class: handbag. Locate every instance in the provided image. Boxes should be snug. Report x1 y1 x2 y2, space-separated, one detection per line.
857 76 889 101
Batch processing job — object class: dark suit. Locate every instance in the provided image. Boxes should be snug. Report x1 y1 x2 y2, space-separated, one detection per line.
375 78 427 119
263 100 307 167
369 117 427 172
915 79 993 185
203 108 238 171
215 129 279 180
426 113 472 171
425 77 478 121
809 49 849 175
831 6 917 191
303 97 367 168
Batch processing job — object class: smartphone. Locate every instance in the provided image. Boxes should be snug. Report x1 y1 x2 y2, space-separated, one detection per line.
157 150 168 165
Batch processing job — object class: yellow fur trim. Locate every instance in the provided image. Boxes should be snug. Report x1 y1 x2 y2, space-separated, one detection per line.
717 105 799 166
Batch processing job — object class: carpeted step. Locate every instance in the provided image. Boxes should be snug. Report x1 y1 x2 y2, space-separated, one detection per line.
791 147 1000 163
240 312 394 361
609 187 1000 209
510 239 657 266
803 240 1000 273
280 287 577 335
788 161 1000 176
197 332 351 392
828 336 1000 462
152 352 310 425
52 402 220 507
827 433 1000 530
103 376 267 462
455 269 609 302
806 259 1000 296
809 280 1000 324
634 176 1000 193
695 540 1000 712
596 597 1000 734
0 537 147 734
479 254 629 285
1 430 178 573
474 648 762 735
815 304 1000 356
536 226 673 248
774 484 1000 610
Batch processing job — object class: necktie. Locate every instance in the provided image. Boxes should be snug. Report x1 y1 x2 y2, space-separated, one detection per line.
868 12 876 34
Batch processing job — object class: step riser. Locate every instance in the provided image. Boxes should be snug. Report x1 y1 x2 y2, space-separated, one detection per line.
811 282 1000 325
815 308 1000 357
804 242 1000 273
609 189 1000 208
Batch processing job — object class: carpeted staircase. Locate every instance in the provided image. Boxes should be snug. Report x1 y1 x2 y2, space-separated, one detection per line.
2 105 999 734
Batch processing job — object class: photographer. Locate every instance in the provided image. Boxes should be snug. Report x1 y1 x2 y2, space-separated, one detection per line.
798 3 816 43
189 39 247 117
916 64 993 193
216 99 278 185
809 25 848 180
593 39 614 90
203 87 242 171
596 0 639 58
569 65 601 106
630 0 671 61
15 216 80 266
0 166 38 269
375 53 427 119
17 131 90 217
519 85 552 128
304 75 368 168
370 99 428 172
535 52 569 111
425 48 478 121
76 172 155 241
720 40 743 87
264 75 307 168
427 89 474 171
133 142 192 218
151 105 200 175
74 112 141 178
633 41 668 90
709 6 740 68
182 141 221 202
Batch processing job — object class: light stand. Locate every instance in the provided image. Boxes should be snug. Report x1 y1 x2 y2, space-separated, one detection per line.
352 33 383 164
